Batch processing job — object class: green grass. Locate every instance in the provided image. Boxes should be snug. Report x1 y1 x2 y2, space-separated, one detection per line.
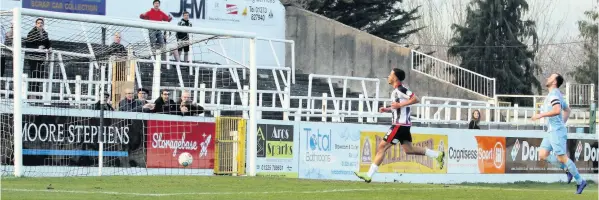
1 176 597 200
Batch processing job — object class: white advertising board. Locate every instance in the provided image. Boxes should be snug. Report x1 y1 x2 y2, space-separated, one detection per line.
296 122 362 181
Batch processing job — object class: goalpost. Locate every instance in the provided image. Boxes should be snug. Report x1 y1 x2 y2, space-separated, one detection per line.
2 7 259 177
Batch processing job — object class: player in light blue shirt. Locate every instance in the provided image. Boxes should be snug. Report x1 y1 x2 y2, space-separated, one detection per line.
532 73 586 194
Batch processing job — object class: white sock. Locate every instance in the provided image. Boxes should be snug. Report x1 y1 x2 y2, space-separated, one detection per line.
367 163 378 178
425 149 439 158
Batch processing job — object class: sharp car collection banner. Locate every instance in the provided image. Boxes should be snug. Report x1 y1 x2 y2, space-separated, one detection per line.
22 0 107 16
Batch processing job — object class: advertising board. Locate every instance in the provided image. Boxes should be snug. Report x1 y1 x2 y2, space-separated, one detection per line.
146 120 215 169
447 135 505 174
359 131 448 174
22 0 106 15
2 114 145 167
297 122 361 180
570 139 599 174
256 123 298 178
0 0 286 69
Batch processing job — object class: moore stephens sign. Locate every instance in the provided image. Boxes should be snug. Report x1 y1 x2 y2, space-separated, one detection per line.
1 114 144 167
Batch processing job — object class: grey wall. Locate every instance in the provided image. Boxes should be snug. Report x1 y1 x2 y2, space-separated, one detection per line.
285 6 489 102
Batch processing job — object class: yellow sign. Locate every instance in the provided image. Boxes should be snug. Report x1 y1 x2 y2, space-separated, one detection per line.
256 172 298 178
359 131 447 174
266 141 293 158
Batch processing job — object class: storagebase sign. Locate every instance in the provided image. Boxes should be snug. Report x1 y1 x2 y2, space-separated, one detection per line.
146 120 215 169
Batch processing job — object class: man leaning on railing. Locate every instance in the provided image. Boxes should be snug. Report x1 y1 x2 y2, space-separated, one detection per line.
119 88 153 112
94 92 114 111
176 90 203 116
152 89 177 114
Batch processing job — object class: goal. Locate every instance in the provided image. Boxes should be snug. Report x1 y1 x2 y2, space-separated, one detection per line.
0 8 259 177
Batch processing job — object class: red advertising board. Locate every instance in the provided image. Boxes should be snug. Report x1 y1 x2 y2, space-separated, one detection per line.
146 120 215 169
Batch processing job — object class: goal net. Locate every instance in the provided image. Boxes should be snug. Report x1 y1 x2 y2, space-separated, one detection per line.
0 8 259 177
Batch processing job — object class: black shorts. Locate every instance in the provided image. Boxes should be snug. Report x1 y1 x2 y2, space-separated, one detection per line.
178 45 189 52
178 39 190 52
383 125 412 145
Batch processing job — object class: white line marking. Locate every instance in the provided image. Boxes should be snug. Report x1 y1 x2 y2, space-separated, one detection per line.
2 186 594 197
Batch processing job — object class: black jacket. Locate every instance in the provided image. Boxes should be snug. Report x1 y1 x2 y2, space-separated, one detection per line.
468 120 480 129
176 19 192 40
176 99 204 116
153 97 178 114
97 42 127 60
94 101 114 111
26 27 51 57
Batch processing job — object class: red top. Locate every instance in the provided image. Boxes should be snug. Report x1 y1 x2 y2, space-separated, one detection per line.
140 8 172 22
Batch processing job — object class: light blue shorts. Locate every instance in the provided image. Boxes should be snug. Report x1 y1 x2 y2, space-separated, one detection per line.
540 129 567 155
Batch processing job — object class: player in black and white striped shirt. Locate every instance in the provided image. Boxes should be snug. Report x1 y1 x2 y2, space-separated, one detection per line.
355 68 446 183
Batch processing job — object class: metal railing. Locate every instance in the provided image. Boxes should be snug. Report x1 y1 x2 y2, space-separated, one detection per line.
305 74 380 122
0 75 109 106
566 83 595 106
411 50 496 98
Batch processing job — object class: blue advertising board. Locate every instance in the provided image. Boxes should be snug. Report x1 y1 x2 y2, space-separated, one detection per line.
298 122 362 180
22 0 106 16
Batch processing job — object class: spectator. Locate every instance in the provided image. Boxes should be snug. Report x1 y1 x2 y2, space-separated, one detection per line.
1 23 13 77
468 110 481 129
97 32 126 60
118 88 146 112
26 18 51 98
136 88 155 112
140 0 172 50
164 31 179 61
94 92 114 111
176 11 192 62
152 89 177 114
177 90 204 116
136 88 151 103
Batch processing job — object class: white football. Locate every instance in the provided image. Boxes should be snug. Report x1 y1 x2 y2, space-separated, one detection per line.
178 152 193 167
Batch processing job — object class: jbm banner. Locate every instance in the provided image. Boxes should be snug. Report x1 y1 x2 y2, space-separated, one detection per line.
447 135 506 174
256 123 298 178
22 0 107 15
359 131 448 174
297 122 361 180
146 120 215 169
1 114 145 167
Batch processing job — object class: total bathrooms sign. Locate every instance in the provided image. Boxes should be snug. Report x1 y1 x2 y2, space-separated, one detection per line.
298 122 361 180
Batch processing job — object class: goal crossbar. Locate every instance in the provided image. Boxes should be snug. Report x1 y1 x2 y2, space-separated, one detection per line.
18 8 256 39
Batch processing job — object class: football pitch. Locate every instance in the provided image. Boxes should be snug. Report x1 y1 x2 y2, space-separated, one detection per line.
1 176 597 200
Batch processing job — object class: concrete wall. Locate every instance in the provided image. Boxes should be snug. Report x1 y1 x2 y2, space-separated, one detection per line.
285 6 488 101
